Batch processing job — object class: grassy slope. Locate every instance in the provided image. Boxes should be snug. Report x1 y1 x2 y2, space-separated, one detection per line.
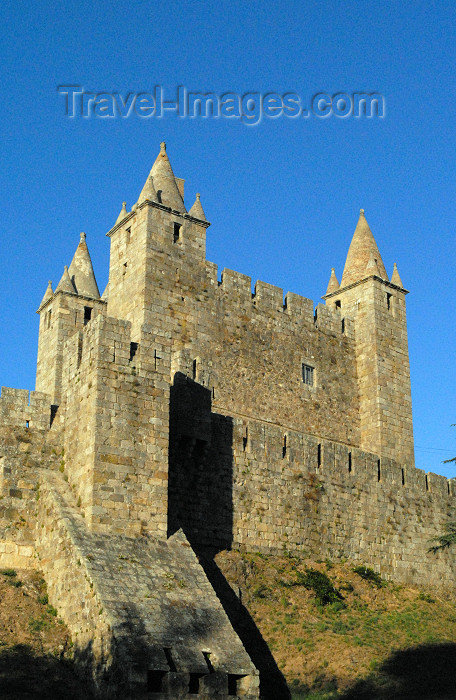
215 551 456 700
0 568 93 699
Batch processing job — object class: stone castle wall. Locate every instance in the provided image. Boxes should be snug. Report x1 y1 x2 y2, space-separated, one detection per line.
108 204 362 449
59 314 170 538
167 369 455 589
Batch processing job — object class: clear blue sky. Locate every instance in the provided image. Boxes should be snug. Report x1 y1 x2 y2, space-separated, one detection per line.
1 0 455 475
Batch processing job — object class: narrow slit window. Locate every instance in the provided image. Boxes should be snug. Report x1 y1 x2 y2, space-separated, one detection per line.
77 336 83 368
50 405 58 428
302 363 314 386
317 443 322 468
129 342 138 362
192 358 197 380
425 474 429 491
341 318 345 334
243 427 248 451
125 227 131 244
173 222 182 243
282 435 287 459
163 648 177 672
348 452 352 473
401 468 405 486
377 459 381 482
335 300 341 309
25 420 29 429
84 306 92 325
47 310 52 329
387 293 392 311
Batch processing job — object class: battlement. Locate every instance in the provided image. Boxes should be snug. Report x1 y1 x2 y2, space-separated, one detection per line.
0 387 52 431
229 417 452 499
216 266 350 337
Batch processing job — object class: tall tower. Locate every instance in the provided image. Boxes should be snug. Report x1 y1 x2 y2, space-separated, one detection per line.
105 142 210 344
323 210 414 466
36 233 105 405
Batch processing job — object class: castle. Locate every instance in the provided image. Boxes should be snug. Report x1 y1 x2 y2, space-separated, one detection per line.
0 142 455 699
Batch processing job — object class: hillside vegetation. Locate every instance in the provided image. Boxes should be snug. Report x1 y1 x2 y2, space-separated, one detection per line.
1 558 456 699
0 568 92 699
215 550 456 700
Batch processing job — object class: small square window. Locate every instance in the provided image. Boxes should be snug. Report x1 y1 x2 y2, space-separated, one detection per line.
302 364 314 386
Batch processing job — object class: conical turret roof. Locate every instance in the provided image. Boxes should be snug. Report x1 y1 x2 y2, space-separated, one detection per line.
365 251 382 277
115 202 129 226
150 142 186 213
39 280 54 309
391 262 404 288
56 265 76 294
188 193 207 221
325 268 340 295
68 233 100 299
137 175 158 205
340 210 389 288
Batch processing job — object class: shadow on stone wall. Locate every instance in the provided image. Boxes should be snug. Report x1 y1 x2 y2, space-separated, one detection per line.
168 372 290 699
168 372 233 552
340 642 456 700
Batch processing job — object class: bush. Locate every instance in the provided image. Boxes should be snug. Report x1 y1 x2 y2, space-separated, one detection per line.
353 565 385 588
298 568 344 607
252 583 270 599
418 592 435 603
0 568 17 577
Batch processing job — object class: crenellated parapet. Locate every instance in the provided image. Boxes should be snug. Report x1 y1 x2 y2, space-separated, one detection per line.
0 387 52 431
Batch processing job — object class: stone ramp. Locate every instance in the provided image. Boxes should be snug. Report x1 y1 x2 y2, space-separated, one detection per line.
35 471 259 698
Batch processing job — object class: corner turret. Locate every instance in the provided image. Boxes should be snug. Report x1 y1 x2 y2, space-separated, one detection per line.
56 265 76 294
188 193 207 222
68 232 100 299
391 262 405 288
323 210 414 466
325 268 340 296
38 281 53 311
36 233 106 404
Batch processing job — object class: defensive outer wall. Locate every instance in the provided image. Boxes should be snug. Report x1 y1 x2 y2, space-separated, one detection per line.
0 143 454 698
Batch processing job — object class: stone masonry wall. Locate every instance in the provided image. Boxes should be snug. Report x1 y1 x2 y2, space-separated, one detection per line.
36 291 106 405
168 384 456 589
108 202 361 449
35 471 259 699
0 386 61 568
326 277 414 466
60 314 170 537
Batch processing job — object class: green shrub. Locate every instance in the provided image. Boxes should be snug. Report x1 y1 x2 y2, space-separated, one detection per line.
29 617 47 632
0 568 17 577
298 568 344 607
418 592 435 603
253 583 270 599
353 565 385 588
8 579 22 588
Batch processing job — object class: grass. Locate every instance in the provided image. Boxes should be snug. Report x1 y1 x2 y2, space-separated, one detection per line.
215 551 456 698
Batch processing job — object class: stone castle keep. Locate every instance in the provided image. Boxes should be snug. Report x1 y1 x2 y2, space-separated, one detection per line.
1 142 455 698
